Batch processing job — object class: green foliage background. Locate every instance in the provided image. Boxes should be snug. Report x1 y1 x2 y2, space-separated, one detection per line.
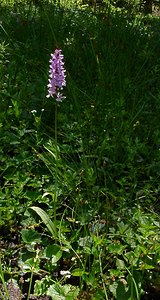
0 0 160 299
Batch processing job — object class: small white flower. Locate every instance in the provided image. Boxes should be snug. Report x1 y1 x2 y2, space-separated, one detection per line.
60 270 71 278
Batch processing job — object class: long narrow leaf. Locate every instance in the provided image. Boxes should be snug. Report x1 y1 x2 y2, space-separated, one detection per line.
30 206 56 238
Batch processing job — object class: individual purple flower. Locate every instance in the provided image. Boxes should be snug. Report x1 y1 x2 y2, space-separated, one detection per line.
47 49 66 101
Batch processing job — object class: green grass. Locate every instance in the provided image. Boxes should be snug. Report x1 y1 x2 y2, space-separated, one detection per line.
0 0 160 299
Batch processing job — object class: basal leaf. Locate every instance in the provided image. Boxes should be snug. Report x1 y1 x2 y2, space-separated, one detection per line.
30 206 56 238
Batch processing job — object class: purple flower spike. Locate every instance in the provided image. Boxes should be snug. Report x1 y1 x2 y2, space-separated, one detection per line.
47 49 66 101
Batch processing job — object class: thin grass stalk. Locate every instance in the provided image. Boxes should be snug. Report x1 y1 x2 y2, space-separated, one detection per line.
131 265 134 300
42 4 58 47
99 249 109 300
27 248 40 300
0 258 10 300
27 270 34 300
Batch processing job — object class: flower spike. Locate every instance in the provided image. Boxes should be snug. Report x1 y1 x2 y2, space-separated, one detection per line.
47 49 66 101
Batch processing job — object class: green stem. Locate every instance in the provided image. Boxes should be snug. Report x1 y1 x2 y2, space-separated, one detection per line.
27 248 40 300
54 102 58 237
99 249 109 300
125 266 140 300
131 265 134 300
27 269 34 300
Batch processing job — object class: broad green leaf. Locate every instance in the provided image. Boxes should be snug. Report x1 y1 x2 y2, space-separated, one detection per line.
21 229 41 244
47 285 65 300
44 244 62 263
116 281 129 300
108 243 126 255
20 257 35 270
116 258 125 269
47 284 79 300
117 221 129 234
34 275 55 296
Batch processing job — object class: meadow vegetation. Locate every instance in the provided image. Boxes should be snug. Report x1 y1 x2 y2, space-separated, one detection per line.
0 0 160 299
